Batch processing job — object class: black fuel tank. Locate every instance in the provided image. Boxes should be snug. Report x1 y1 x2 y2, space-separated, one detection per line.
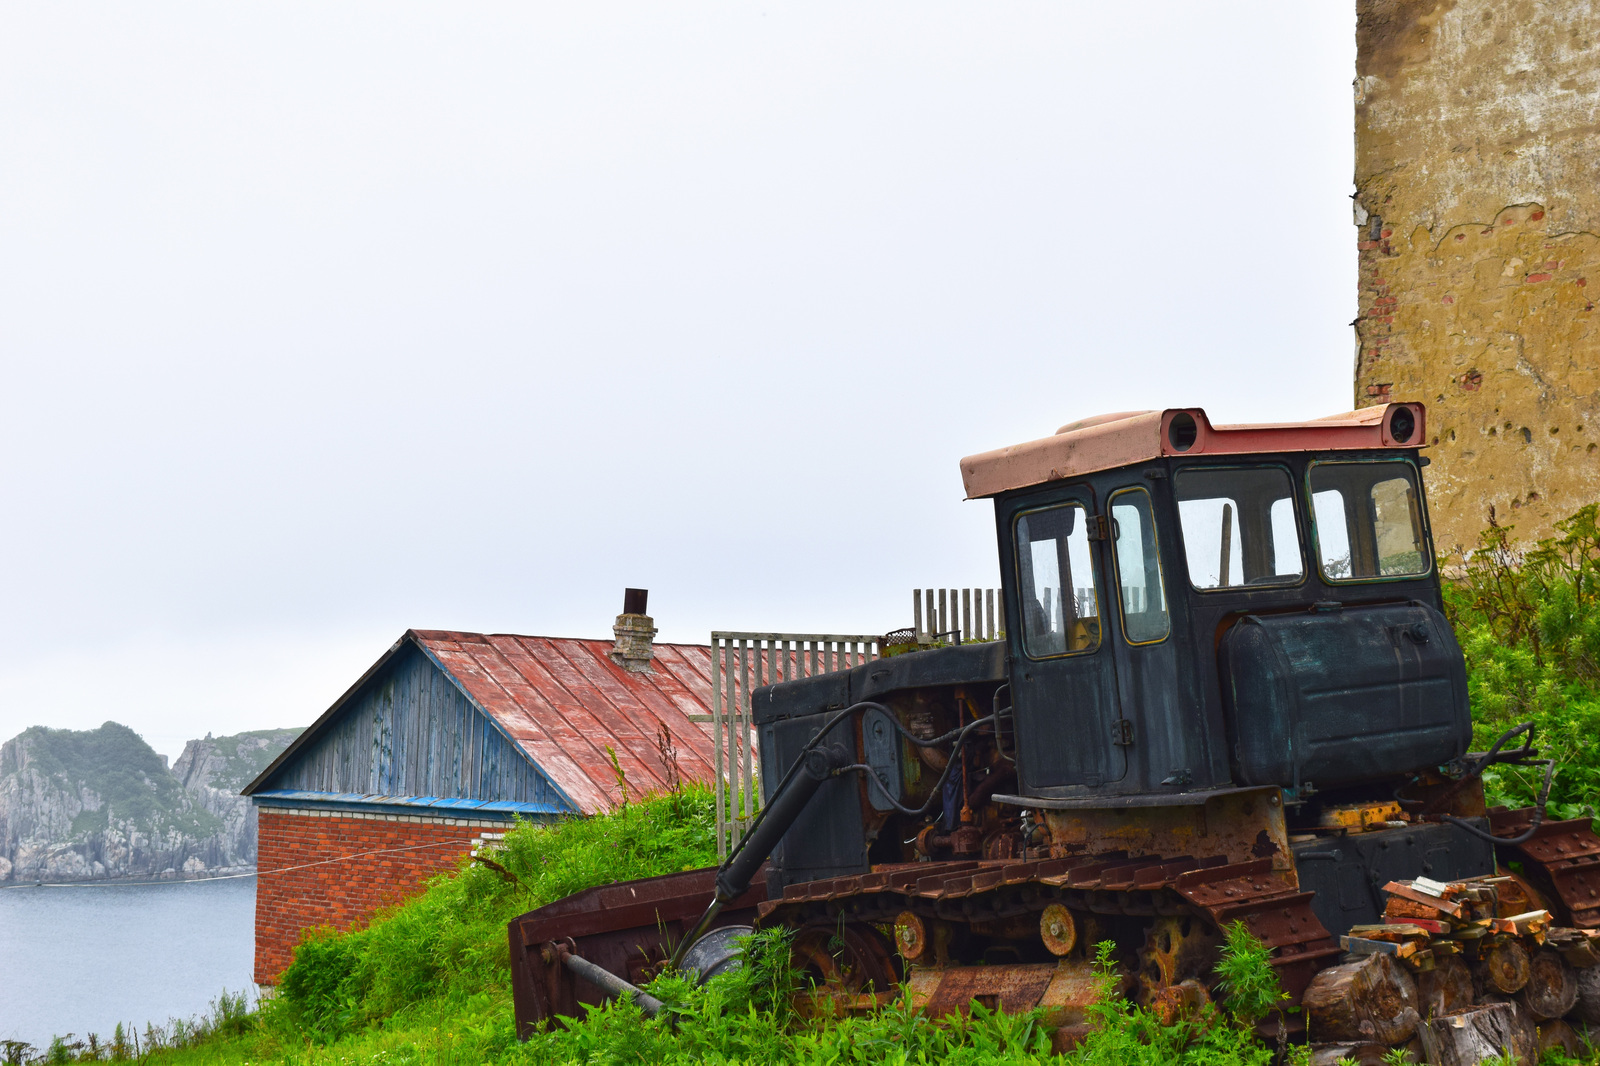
1219 601 1470 790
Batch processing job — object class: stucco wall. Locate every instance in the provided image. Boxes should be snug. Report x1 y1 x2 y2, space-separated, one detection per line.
1354 0 1600 551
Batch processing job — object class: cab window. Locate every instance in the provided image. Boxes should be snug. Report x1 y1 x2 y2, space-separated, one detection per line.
1310 461 1429 580
1110 488 1170 643
1015 503 1100 658
1175 467 1303 589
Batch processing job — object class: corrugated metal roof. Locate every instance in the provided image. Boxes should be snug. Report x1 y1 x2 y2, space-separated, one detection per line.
412 631 718 815
244 630 720 816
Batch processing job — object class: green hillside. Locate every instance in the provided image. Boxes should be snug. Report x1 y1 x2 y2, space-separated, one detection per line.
198 729 302 793
7 722 219 840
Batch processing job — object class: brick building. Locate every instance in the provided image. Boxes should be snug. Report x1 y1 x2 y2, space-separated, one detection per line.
244 616 720 984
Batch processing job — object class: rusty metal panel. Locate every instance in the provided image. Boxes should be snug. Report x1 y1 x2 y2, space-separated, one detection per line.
420 632 730 813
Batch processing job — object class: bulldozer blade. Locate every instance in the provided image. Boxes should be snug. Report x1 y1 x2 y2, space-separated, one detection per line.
509 865 769 1037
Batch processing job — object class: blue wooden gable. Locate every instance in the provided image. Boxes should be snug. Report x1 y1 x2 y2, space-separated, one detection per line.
250 640 574 815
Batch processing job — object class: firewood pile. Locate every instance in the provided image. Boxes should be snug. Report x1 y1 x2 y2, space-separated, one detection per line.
1302 875 1600 1065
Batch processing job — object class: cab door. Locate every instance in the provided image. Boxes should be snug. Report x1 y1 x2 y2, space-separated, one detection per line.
1004 488 1127 791
1104 485 1185 793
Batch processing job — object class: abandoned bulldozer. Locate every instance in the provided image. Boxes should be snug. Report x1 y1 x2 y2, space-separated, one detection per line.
509 403 1600 1054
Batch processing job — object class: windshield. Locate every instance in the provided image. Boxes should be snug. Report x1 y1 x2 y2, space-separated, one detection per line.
1175 467 1303 590
1309 460 1429 580
1015 504 1100 657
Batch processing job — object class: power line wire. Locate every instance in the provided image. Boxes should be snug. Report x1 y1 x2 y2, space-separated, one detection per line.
0 838 484 891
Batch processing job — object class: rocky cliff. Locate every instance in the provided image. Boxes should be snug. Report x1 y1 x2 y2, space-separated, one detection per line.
0 722 299 883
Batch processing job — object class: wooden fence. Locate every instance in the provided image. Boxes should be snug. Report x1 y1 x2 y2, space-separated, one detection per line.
912 588 1002 644
699 633 881 859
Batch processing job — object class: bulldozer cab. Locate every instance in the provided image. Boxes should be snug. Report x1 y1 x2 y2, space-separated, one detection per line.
964 403 1470 807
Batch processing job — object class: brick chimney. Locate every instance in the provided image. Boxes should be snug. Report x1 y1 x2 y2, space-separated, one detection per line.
609 588 657 673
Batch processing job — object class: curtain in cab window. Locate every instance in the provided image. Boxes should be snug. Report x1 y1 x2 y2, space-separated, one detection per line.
1014 504 1099 657
1175 468 1303 589
1110 489 1170 643
1309 461 1428 580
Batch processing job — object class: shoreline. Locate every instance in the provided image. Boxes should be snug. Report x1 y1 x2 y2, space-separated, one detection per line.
0 866 258 889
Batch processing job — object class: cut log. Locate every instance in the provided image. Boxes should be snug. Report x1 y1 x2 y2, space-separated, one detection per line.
1518 948 1577 1021
1419 956 1474 1019
1573 963 1600 1025
1474 937 1532 995
1303 951 1421 1044
1536 1018 1581 1058
1419 1002 1538 1066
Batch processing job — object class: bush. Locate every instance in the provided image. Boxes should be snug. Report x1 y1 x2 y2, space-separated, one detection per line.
1444 503 1600 816
271 785 719 1041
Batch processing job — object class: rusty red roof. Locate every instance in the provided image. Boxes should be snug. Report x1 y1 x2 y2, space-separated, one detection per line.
411 630 717 815
243 629 720 816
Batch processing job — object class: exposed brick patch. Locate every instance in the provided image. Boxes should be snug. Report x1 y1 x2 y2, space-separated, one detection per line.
253 808 506 984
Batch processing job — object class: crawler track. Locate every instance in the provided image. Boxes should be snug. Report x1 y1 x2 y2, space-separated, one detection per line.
760 853 1341 1001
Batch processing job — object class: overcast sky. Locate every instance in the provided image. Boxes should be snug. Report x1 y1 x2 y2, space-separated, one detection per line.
0 3 1356 760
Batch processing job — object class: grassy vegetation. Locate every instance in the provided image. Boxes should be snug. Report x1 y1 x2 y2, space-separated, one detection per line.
2 722 222 841
1443 503 1600 818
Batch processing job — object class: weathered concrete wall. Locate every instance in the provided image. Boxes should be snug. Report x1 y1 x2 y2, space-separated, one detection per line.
1355 0 1600 551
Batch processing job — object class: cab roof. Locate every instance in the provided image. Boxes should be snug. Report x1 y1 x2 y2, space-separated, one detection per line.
959 403 1426 500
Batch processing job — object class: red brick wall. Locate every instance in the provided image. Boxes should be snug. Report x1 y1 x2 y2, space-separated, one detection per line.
254 808 499 984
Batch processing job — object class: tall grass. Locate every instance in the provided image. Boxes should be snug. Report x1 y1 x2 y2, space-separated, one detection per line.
515 925 1293 1066
275 784 719 1041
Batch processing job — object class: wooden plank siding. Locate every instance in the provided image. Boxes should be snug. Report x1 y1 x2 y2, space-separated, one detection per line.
263 642 573 810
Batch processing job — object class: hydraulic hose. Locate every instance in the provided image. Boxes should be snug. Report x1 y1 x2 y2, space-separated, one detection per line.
1420 721 1560 846
669 738 853 968
1443 755 1557 846
840 711 998 817
669 696 1002 969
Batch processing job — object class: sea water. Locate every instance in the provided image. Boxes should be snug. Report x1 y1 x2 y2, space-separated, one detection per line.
0 876 256 1052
